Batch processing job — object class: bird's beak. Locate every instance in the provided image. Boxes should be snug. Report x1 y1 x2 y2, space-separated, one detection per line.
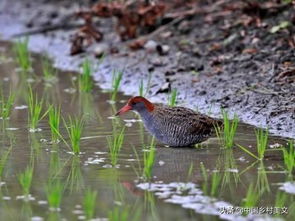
115 105 132 116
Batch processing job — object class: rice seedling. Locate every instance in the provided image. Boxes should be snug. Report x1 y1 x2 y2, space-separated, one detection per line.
238 129 269 160
143 138 156 180
221 149 240 188
29 133 42 159
275 191 287 209
138 121 145 145
48 212 61 221
186 162 194 181
108 206 130 221
288 203 295 220
215 111 239 149
144 191 157 220
237 144 260 161
63 116 84 154
18 166 33 196
79 59 93 92
200 162 208 194
107 127 125 166
0 146 12 180
83 188 97 220
168 89 178 107
48 105 61 142
49 151 61 179
131 145 142 178
242 183 260 209
42 55 57 82
200 162 221 196
111 70 123 101
139 79 144 97
14 37 32 72
138 73 152 97
210 171 222 196
255 128 268 159
0 90 15 120
256 161 270 193
112 178 125 204
66 156 84 192
108 205 141 221
78 93 97 120
21 203 33 219
46 180 64 211
282 140 295 174
27 87 48 131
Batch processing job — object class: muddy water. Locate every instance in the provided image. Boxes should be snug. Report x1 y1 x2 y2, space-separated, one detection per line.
0 41 294 221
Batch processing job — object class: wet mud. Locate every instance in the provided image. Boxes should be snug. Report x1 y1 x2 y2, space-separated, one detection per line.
0 0 294 139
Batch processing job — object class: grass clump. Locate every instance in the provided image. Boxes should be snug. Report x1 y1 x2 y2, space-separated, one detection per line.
107 128 125 166
14 37 32 72
46 180 64 211
0 90 15 119
64 116 84 154
168 89 178 107
18 166 33 196
28 87 47 131
143 138 156 180
255 128 269 160
282 140 295 174
111 70 123 101
215 111 239 148
79 59 93 92
48 106 61 142
83 188 97 220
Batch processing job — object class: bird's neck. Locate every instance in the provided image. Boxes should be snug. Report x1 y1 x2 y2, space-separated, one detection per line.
137 107 154 122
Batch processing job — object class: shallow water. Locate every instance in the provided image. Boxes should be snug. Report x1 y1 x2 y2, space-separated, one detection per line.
0 41 294 221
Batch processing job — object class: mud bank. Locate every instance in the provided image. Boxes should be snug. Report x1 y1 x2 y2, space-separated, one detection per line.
0 0 294 139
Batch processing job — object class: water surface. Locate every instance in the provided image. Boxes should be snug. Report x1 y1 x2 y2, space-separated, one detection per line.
0 41 294 221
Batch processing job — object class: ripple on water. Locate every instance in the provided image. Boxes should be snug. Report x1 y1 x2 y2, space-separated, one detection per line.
16 194 35 201
279 182 295 195
31 216 44 221
84 157 106 165
6 127 19 131
14 105 28 110
136 182 278 221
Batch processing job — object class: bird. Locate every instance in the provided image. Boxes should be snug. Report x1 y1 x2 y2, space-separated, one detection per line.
116 96 221 147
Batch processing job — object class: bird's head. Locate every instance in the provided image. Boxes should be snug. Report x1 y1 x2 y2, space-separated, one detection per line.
115 96 154 116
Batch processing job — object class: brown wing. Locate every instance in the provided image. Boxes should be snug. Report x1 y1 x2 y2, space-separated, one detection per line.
187 114 216 136
154 105 217 136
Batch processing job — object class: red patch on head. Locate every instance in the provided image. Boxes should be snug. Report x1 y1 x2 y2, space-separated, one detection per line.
128 96 154 112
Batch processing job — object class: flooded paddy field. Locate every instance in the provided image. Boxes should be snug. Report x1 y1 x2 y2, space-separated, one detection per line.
0 41 294 221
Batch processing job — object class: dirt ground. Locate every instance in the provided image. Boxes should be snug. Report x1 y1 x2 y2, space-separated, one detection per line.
0 0 294 139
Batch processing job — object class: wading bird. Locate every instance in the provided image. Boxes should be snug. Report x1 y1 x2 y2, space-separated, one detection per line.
116 96 221 147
